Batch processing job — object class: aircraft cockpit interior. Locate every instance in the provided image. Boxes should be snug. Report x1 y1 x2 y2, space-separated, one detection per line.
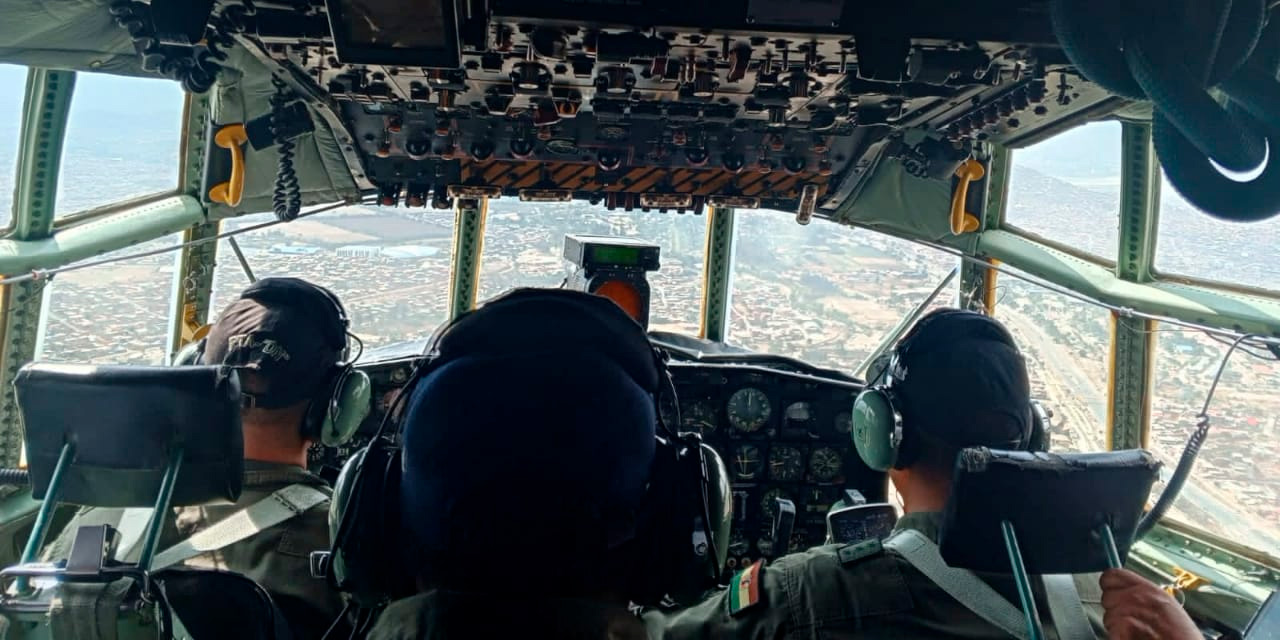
0 0 1278 638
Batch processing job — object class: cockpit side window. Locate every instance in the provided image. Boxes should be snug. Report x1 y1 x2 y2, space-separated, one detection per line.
54 72 183 219
1004 121 1121 263
1151 330 1280 557
1154 173 1280 294
37 235 179 364
0 64 25 232
993 277 1111 453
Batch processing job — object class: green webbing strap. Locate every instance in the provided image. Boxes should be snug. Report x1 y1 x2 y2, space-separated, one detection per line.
885 529 1030 640
150 484 327 571
1043 574 1097 640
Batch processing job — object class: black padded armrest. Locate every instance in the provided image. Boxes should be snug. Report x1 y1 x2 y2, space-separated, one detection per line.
939 447 1160 575
15 363 244 508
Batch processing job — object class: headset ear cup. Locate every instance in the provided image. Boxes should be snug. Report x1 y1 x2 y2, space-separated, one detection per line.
1028 401 1050 452
173 339 206 366
320 369 372 447
851 389 900 472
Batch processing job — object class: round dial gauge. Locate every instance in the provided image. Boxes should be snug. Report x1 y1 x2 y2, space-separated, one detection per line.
681 400 717 434
732 444 763 481
789 531 811 553
727 388 771 432
834 411 853 434
755 537 774 558
760 488 792 521
728 530 749 556
785 401 812 424
809 447 843 482
768 446 805 481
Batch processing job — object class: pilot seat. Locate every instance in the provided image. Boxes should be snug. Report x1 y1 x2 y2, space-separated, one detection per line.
0 363 294 640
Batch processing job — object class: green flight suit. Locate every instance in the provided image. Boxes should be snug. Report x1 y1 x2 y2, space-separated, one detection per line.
45 461 344 639
661 512 1106 640
366 590 659 640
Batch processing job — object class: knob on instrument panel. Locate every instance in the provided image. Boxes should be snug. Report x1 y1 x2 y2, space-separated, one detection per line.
597 66 637 95
722 151 745 173
598 149 624 172
685 147 709 167
470 139 495 162
510 138 535 160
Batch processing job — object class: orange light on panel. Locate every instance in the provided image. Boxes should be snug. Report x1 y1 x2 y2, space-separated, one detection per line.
594 279 644 323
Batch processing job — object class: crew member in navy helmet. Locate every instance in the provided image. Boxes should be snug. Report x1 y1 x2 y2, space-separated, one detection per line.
662 308 1203 640
366 288 729 640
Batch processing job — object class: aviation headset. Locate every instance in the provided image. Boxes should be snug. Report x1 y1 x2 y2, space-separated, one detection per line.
851 308 1047 472
326 288 731 609
174 278 372 448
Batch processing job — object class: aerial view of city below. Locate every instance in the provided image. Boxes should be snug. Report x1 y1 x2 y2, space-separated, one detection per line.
1 67 1277 558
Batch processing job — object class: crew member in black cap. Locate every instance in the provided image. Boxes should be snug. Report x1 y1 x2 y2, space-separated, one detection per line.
45 277 349 639
662 308 1202 640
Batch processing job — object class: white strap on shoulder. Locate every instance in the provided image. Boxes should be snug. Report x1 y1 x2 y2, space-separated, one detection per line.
1043 574 1098 640
150 484 328 571
885 529 1030 640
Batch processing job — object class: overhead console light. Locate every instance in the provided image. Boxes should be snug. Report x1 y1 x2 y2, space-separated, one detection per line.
518 189 573 202
447 185 502 199
708 195 761 209
324 0 462 68
638 193 694 209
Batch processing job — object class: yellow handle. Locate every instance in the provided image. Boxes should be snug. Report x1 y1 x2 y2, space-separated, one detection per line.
950 157 984 235
209 124 249 207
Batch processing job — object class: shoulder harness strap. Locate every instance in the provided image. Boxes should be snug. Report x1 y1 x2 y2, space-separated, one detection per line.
884 529 1030 640
151 484 329 571
1043 574 1097 640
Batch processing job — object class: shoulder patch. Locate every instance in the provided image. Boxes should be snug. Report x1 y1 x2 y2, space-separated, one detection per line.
837 538 884 565
727 559 764 615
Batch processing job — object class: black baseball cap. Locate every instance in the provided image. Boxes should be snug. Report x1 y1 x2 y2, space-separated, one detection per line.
894 309 1032 451
203 278 346 409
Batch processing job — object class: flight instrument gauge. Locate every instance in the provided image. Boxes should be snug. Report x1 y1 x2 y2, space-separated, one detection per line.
769 446 804 481
834 411 853 434
727 388 771 432
732 444 763 481
681 400 717 434
728 530 749 556
809 447 843 482
761 488 792 521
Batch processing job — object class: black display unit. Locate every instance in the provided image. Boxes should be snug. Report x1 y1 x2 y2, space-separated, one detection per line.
324 0 461 68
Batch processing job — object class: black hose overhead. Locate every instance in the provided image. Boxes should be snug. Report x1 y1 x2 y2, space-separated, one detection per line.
0 468 30 487
1051 0 1280 222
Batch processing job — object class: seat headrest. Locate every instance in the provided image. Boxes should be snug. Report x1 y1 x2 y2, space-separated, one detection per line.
939 448 1160 575
15 363 244 508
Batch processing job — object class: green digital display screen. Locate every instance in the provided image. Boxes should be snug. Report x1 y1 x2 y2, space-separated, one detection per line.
588 245 643 266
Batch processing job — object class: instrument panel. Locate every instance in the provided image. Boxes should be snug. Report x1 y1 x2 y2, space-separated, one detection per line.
313 347 885 574
665 361 881 571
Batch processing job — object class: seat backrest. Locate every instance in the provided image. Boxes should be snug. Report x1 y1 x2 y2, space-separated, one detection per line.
155 568 295 640
14 363 244 508
939 447 1161 574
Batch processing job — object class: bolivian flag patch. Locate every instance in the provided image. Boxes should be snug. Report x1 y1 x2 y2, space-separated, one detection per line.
728 560 763 615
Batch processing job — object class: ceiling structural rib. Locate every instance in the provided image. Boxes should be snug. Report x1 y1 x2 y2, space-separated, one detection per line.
0 69 75 463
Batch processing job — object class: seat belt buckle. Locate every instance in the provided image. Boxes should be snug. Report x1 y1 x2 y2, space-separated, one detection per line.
310 551 331 579
65 525 120 581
